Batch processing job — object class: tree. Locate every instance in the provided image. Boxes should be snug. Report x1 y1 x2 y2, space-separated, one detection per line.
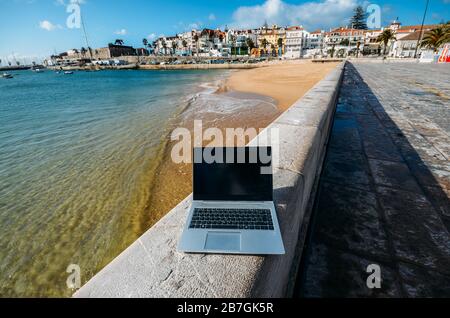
377 29 396 56
80 47 87 57
260 38 269 54
182 39 188 54
193 33 199 57
420 24 450 52
161 39 167 55
277 37 284 56
351 5 368 30
114 39 124 46
171 41 178 55
229 34 236 57
246 38 255 55
143 38 148 48
328 44 336 58
340 38 350 46
152 41 159 55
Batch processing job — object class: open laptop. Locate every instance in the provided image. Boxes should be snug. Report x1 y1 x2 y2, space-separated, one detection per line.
178 147 285 255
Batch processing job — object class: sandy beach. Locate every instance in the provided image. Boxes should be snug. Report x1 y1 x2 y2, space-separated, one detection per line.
142 60 340 229
226 60 339 110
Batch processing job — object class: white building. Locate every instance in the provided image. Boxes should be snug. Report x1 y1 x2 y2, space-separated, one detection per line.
284 26 309 59
177 31 197 56
390 31 430 58
304 30 325 57
226 29 258 55
324 27 365 57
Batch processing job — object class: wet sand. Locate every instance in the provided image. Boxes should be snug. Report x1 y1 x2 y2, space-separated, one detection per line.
142 61 339 230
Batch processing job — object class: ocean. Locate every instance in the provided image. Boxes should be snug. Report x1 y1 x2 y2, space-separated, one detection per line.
0 69 279 297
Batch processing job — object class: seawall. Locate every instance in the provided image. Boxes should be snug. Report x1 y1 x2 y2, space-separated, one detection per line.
74 62 346 298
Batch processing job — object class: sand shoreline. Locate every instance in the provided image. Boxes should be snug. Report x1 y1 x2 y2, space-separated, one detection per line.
226 60 339 111
141 60 339 230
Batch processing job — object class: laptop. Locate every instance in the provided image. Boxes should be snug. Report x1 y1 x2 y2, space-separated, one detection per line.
178 147 285 255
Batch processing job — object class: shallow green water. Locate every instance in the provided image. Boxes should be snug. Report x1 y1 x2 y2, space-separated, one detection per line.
0 69 224 297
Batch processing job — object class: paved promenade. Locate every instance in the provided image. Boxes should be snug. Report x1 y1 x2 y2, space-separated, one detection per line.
297 62 450 297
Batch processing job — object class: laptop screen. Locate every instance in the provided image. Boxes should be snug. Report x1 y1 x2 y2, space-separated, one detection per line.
193 147 273 202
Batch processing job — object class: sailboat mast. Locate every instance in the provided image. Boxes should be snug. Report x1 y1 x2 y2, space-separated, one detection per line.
77 0 92 59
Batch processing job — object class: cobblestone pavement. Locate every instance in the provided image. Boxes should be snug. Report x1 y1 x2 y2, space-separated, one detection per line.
297 62 450 297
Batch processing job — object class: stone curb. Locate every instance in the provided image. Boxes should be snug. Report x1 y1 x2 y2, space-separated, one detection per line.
74 62 345 298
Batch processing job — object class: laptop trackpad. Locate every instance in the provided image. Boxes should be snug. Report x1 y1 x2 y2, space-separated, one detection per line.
205 232 241 252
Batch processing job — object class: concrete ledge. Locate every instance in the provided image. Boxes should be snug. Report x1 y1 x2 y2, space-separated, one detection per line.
349 57 421 63
139 63 264 70
74 62 345 298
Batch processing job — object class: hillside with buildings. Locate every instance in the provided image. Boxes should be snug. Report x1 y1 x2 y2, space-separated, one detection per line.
45 19 448 68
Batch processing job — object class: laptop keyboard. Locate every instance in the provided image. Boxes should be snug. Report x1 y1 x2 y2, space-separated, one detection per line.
189 208 274 231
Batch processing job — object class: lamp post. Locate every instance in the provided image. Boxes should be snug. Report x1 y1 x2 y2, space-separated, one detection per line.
414 0 430 59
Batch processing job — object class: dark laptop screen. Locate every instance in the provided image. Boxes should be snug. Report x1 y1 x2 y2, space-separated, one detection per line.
193 147 273 201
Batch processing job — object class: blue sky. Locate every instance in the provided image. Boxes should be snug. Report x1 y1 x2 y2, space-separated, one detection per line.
0 0 449 63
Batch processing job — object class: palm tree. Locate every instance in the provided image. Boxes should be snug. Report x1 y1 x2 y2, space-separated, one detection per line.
172 41 178 56
260 38 269 55
420 24 450 52
277 38 284 56
161 40 167 55
270 43 276 56
87 47 93 59
143 38 148 49
182 39 188 55
246 38 255 56
328 44 336 58
80 47 87 58
377 29 396 56
231 35 237 57
193 33 199 57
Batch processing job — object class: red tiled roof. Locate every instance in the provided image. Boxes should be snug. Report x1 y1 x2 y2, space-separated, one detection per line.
399 31 423 41
396 24 438 33
286 26 304 31
328 27 365 35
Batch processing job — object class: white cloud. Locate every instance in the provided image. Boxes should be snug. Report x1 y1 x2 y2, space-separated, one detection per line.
174 20 203 31
188 22 202 30
39 20 61 31
147 33 156 40
55 0 86 5
229 0 359 31
208 13 216 21
114 29 127 35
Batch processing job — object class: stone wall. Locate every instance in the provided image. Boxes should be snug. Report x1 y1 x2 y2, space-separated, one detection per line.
74 62 345 298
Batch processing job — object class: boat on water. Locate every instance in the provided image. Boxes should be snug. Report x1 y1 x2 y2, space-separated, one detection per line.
31 65 46 73
64 71 74 75
2 73 13 79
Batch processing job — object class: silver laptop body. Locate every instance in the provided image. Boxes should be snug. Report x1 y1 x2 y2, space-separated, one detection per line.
178 147 285 255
